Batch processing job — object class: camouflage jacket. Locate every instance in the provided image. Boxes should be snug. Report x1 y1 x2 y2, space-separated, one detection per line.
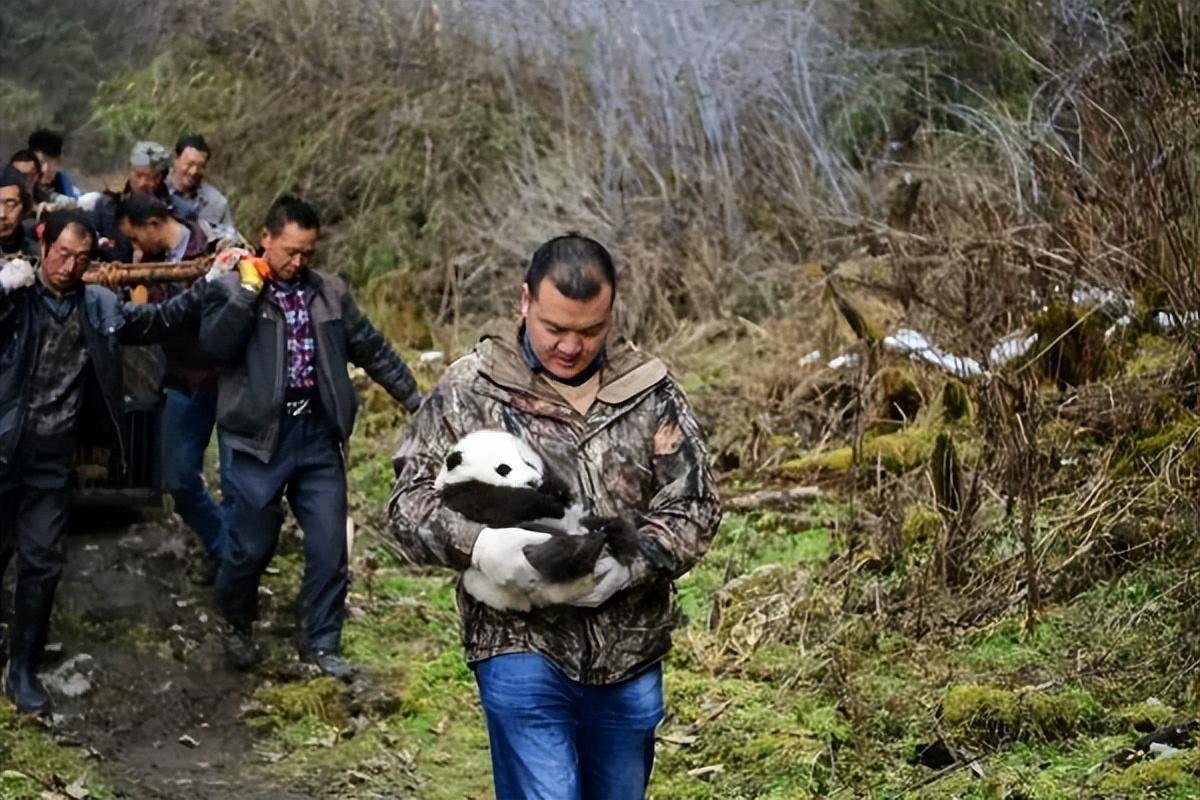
389 323 721 684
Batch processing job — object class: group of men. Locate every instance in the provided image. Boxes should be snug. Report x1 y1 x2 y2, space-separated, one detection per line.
0 127 721 799
0 128 423 717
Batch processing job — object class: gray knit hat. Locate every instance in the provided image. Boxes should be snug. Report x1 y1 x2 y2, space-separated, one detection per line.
129 140 170 171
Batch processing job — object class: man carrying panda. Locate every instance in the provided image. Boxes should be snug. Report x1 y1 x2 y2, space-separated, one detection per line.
390 234 721 799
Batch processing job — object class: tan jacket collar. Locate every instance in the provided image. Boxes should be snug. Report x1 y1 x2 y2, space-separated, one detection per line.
475 320 668 408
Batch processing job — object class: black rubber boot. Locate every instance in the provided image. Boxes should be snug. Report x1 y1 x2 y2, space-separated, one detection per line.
0 547 11 667
5 583 53 716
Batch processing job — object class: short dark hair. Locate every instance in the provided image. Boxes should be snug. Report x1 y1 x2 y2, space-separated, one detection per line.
9 149 40 168
115 192 172 226
174 134 210 157
27 129 64 157
0 165 31 211
42 209 96 248
264 194 320 235
525 233 617 302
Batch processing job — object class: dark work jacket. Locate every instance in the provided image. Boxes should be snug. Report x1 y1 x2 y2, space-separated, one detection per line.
144 220 220 395
0 224 38 258
92 183 188 263
201 269 420 463
0 279 204 469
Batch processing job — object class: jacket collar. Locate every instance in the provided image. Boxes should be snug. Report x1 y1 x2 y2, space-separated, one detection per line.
266 267 323 301
475 320 668 409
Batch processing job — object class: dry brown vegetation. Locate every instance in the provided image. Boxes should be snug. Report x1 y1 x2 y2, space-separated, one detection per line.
6 0 1200 796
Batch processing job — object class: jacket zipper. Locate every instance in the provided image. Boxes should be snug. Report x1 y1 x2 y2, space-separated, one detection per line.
301 280 343 436
574 419 600 681
12 296 41 451
271 303 285 438
314 303 343 435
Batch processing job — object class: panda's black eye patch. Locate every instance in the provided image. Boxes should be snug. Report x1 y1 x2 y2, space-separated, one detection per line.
446 451 463 470
495 463 512 477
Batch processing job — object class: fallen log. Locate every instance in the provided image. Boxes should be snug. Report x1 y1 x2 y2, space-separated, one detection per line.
725 485 824 511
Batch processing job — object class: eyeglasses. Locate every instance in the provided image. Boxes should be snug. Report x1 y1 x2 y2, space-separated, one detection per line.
0 198 21 212
50 243 90 267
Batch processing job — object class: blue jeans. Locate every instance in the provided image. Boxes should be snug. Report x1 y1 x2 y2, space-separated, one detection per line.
474 653 664 800
162 388 231 559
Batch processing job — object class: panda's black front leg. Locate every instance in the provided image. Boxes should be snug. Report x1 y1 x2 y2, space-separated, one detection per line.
523 533 607 583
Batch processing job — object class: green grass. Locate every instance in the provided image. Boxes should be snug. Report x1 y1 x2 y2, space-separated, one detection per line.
0 704 112 800
676 511 837 621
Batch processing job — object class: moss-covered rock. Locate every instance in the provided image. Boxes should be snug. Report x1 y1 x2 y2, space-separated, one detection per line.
1099 748 1200 793
901 504 942 548
940 379 972 422
941 683 1102 744
784 426 938 474
1029 301 1114 388
1115 698 1180 732
256 677 352 728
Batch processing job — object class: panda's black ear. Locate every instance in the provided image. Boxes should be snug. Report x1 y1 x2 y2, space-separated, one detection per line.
445 451 463 471
496 463 512 477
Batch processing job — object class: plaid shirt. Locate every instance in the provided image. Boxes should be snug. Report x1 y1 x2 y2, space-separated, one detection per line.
271 282 316 393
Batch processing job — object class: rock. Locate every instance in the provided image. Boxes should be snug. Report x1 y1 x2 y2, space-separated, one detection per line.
117 535 145 551
64 777 90 799
41 654 96 699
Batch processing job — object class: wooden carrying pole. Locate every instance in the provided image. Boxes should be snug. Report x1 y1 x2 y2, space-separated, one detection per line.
79 255 216 286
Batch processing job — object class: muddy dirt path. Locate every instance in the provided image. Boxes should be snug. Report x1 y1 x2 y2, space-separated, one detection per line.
41 514 313 799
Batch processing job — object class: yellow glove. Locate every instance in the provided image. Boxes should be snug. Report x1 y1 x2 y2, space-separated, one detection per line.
237 258 266 293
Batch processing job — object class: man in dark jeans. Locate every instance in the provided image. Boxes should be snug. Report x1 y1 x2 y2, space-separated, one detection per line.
201 195 421 679
0 210 204 714
117 191 235 583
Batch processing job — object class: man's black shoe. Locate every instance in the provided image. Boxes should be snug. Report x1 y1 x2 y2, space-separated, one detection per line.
222 626 263 671
4 659 50 716
188 555 219 587
301 650 354 682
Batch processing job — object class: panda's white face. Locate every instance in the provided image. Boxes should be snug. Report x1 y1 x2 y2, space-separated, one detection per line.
434 429 545 491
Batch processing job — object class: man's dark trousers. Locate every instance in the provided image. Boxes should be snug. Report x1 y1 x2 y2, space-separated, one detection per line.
215 408 348 653
0 433 76 669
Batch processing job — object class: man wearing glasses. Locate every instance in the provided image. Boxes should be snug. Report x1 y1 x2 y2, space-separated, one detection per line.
0 210 204 715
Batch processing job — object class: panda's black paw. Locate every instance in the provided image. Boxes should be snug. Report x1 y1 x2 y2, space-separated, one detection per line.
523 532 607 583
580 514 642 565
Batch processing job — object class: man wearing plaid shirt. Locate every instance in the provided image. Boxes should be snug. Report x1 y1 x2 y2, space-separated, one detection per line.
201 195 421 678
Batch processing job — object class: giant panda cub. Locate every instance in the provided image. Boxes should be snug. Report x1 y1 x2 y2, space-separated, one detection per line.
435 429 638 611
